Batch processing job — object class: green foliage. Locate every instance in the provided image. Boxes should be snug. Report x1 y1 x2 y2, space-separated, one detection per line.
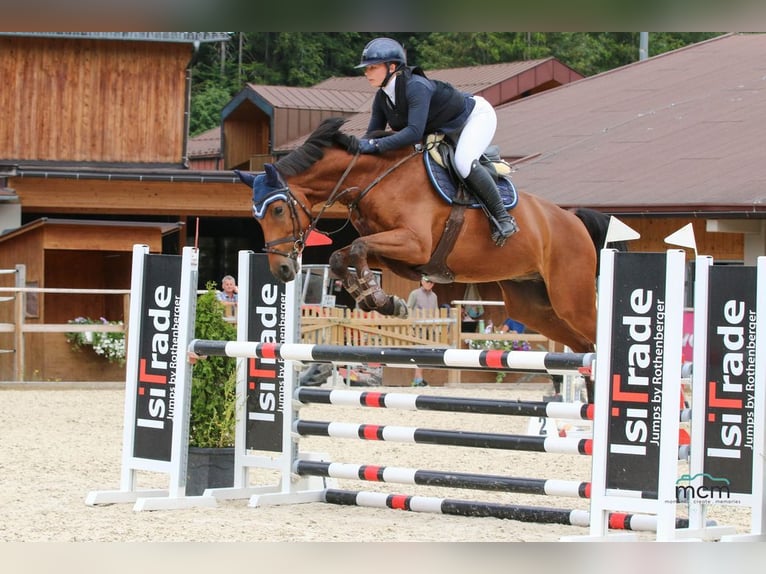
189 81 236 137
189 282 238 448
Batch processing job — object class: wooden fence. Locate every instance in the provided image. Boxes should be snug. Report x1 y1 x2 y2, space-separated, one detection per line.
1 281 554 384
0 285 130 382
301 305 455 347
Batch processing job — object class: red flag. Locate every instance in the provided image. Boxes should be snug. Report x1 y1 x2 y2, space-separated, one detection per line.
305 230 332 247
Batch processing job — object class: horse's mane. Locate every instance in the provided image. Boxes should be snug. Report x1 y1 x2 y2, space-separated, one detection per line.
275 117 355 176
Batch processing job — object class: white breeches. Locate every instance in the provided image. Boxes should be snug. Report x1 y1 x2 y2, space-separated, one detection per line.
453 95 497 177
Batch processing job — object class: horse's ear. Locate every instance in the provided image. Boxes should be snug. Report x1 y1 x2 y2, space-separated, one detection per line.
264 163 280 186
234 169 256 188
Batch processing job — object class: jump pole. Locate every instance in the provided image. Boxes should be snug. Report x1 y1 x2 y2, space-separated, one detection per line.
85 245 213 510
323 489 695 531
200 251 598 508
190 339 594 375
295 387 594 420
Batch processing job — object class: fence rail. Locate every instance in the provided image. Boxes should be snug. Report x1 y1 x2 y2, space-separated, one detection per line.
0 283 130 381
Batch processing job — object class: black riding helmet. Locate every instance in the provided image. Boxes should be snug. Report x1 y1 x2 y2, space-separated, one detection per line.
356 38 407 88
355 37 407 68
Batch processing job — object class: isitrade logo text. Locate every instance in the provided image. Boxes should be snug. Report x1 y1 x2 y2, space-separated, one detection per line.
673 473 738 505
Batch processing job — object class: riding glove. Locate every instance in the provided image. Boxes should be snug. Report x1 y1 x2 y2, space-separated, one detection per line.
358 138 380 154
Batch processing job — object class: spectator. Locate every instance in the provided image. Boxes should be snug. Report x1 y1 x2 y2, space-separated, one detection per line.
216 274 238 321
500 317 525 334
216 275 238 303
407 275 438 387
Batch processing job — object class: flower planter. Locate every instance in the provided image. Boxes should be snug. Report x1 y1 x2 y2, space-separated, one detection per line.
186 446 235 496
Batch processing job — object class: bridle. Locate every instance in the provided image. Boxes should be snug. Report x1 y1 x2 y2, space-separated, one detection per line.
254 148 420 261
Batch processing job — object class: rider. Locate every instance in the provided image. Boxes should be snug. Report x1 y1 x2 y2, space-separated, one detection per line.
355 37 518 246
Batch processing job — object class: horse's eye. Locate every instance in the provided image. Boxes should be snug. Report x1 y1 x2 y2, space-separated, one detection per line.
273 205 284 216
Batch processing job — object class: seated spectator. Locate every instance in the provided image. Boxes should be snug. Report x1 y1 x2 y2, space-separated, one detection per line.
500 317 525 334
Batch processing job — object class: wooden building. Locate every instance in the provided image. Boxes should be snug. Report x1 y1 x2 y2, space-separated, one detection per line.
0 219 181 381
0 32 230 381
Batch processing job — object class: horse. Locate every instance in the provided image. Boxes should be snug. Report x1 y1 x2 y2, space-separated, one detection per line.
235 117 612 375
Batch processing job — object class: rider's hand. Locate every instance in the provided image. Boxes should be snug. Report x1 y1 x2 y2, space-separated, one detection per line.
358 138 380 154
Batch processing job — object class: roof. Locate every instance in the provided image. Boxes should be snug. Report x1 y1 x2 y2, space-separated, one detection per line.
495 33 766 216
0 32 230 43
188 127 223 158
314 59 581 96
223 84 371 119
0 217 183 244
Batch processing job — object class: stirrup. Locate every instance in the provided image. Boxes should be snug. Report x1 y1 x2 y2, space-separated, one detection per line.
491 217 519 247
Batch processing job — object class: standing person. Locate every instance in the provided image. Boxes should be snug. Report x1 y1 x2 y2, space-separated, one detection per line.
407 275 438 387
354 37 518 246
216 274 238 321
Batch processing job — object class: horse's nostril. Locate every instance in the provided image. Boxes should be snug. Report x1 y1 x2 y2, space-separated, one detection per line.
279 264 294 281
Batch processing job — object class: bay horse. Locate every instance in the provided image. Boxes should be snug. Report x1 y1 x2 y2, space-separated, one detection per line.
236 117 611 369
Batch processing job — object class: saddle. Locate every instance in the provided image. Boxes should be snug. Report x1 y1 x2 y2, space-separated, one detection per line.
423 133 518 210
415 135 518 283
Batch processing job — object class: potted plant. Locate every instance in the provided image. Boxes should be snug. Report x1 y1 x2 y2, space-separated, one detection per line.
186 282 238 496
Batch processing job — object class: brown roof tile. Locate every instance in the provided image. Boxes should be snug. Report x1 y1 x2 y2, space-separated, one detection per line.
244 84 372 112
187 126 222 158
496 33 766 215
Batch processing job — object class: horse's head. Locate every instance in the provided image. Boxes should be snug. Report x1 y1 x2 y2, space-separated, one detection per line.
237 117 364 282
235 163 313 282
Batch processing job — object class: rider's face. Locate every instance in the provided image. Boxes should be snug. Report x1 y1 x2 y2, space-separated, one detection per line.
364 63 394 88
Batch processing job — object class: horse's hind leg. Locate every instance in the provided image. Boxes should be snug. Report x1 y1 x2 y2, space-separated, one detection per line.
496 280 595 353
497 279 596 402
538 254 599 403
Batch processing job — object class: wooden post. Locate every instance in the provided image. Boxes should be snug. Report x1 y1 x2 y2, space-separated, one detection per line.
14 265 26 381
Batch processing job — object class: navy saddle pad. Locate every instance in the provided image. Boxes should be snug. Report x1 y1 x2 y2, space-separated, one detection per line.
423 152 518 209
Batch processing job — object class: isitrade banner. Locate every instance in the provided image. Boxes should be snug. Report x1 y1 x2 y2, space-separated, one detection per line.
604 251 669 495
244 253 286 452
702 264 757 496
131 254 183 462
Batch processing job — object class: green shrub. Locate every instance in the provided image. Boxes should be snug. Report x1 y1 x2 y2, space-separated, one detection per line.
189 282 238 448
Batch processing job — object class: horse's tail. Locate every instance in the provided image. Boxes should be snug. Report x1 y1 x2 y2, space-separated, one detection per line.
571 207 628 275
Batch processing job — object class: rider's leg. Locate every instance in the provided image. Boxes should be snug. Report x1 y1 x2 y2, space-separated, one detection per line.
454 96 518 246
464 160 518 246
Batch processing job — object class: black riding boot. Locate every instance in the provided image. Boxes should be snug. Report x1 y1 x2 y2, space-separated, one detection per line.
464 160 518 246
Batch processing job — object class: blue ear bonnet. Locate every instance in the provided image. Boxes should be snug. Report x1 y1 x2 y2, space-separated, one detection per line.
235 164 289 220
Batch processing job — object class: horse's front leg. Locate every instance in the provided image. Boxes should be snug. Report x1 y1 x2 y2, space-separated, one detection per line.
329 241 408 317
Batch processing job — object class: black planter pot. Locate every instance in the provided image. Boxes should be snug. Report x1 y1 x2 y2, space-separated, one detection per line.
186 446 235 496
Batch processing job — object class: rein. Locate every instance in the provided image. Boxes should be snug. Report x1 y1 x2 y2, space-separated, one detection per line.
263 148 420 260
347 149 420 211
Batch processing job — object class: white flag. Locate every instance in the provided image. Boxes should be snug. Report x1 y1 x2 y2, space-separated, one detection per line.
605 216 641 247
664 223 697 254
